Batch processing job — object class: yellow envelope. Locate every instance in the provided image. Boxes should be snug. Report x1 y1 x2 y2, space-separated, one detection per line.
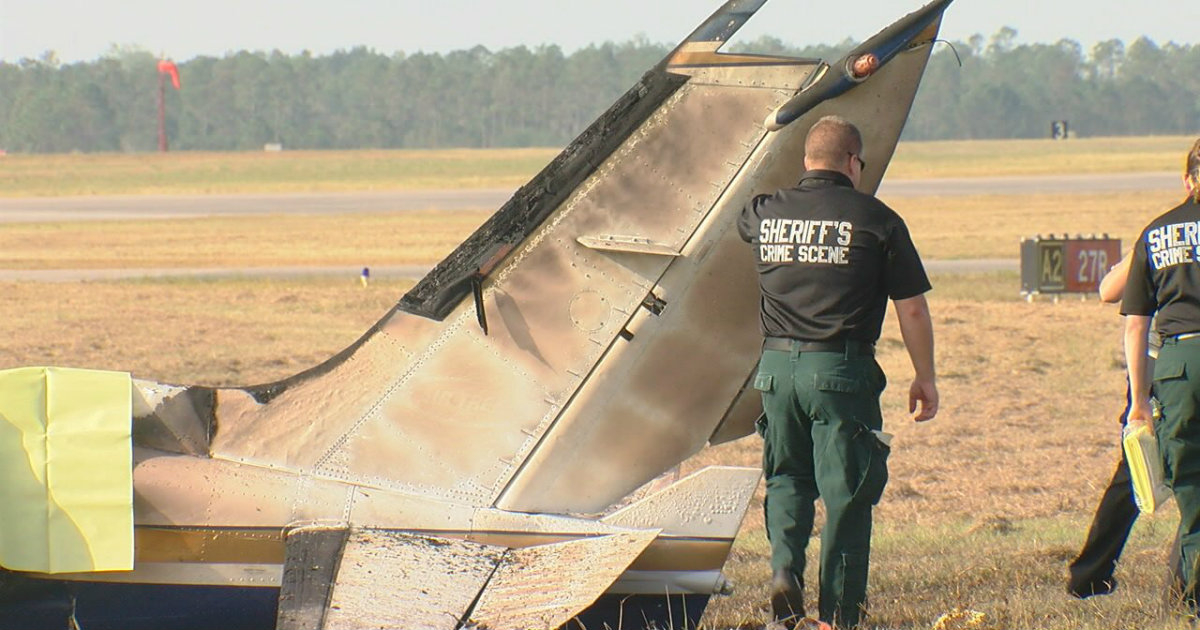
0 366 133 573
1122 424 1172 514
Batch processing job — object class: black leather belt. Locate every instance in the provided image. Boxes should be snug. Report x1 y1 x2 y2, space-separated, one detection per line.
763 337 875 356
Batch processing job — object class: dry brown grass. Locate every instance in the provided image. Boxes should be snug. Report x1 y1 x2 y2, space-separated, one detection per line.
0 210 489 269
886 136 1192 179
0 277 411 386
0 149 557 197
0 135 1192 197
891 191 1183 260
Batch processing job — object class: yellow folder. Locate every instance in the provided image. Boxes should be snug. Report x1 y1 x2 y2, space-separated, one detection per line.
1122 424 1172 514
0 367 133 573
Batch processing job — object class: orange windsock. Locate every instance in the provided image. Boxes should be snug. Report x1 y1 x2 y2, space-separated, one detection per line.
157 59 181 90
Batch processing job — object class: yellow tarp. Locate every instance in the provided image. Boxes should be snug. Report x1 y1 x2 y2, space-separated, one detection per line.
1123 423 1173 514
0 366 133 573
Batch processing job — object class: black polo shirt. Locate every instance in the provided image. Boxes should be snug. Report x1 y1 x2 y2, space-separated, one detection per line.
737 170 931 342
1122 197 1200 338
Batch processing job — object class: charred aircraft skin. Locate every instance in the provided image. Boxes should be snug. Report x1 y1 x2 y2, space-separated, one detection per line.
0 1 951 628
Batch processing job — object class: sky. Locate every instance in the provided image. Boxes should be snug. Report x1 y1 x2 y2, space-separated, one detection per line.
1 0 1197 65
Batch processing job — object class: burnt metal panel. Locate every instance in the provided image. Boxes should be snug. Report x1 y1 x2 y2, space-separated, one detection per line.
467 529 658 630
495 11 947 513
684 0 768 45
397 0 779 323
324 327 552 504
473 77 790 506
707 369 764 446
397 69 688 321
323 531 503 630
275 525 349 630
602 467 759 538
131 381 214 455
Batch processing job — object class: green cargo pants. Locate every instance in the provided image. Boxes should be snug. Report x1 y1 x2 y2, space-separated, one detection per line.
1153 336 1200 610
756 343 889 628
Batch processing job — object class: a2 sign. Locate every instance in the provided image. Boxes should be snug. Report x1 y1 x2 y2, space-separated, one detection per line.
1020 236 1121 295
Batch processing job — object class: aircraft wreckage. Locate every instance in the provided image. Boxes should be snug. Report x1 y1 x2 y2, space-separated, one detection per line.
0 0 951 627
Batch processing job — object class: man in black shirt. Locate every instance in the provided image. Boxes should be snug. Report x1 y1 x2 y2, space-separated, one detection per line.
1121 138 1200 613
738 115 938 629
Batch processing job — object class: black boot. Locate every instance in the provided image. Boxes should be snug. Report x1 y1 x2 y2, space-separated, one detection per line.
770 568 805 627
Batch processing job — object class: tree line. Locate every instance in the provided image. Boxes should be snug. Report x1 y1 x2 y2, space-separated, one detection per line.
1 29 1197 153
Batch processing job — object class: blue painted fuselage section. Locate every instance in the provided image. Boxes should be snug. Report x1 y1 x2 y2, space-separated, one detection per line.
0 580 278 630
0 578 710 630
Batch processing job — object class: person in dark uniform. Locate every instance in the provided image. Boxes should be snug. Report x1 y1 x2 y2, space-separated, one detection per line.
738 115 938 629
1067 252 1161 598
1121 137 1200 613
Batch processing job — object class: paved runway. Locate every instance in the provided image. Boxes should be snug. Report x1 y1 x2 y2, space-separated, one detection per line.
0 171 1178 223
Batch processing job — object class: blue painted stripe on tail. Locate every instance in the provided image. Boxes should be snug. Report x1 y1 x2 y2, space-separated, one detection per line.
684 0 768 44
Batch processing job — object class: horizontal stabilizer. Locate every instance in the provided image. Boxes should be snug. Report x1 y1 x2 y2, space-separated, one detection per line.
603 466 760 537
468 529 659 629
323 530 503 630
278 525 659 630
276 524 350 630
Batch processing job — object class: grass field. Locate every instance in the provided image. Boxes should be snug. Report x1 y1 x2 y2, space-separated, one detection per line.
0 148 556 197
0 211 490 269
1 138 1196 629
0 135 1192 197
885 136 1192 179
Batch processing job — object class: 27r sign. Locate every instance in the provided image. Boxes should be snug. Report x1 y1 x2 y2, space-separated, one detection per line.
1021 236 1121 296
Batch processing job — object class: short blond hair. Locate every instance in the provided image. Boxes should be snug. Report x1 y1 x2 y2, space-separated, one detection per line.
804 115 863 169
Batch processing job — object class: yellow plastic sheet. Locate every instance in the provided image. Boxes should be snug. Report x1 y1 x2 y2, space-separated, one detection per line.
1123 424 1172 514
0 366 133 573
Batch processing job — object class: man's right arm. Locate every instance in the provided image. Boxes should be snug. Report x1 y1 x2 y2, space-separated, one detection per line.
1098 251 1132 303
1119 233 1155 425
1124 315 1153 426
737 194 771 243
893 293 938 422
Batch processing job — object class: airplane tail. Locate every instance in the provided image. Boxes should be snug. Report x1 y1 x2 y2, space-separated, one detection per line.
128 0 950 519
